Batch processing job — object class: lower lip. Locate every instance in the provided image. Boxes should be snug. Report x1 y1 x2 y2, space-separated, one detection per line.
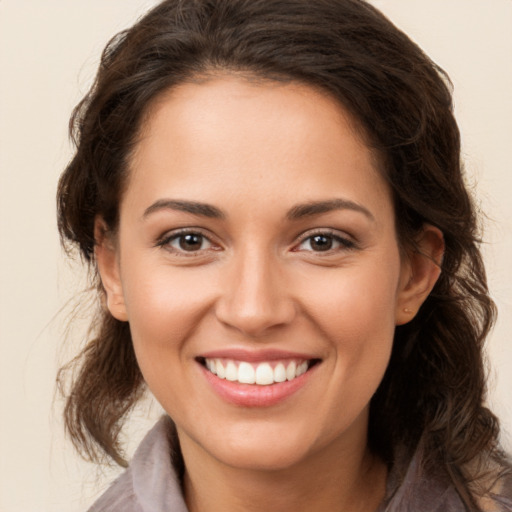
199 363 317 407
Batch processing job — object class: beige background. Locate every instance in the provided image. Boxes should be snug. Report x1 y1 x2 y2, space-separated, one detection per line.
0 1 510 510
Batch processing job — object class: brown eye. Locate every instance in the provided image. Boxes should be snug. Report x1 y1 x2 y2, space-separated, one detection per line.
179 233 204 251
309 235 333 251
295 231 355 253
163 231 213 253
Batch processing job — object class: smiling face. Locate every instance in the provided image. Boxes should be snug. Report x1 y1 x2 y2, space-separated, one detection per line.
97 76 440 474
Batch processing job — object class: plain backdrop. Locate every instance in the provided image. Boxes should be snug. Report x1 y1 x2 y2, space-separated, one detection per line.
0 1 511 510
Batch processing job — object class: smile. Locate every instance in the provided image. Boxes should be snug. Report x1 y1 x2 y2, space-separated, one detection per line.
196 350 322 407
201 358 317 386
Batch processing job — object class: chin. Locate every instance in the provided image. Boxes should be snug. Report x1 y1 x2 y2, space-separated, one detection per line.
184 417 329 472
213 440 311 472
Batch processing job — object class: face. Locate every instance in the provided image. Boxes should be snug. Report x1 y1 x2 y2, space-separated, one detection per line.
98 76 437 472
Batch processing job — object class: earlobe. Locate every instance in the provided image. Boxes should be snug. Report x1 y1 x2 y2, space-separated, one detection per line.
94 217 128 322
395 225 444 325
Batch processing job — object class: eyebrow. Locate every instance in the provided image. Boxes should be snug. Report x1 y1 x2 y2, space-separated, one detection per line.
286 199 375 221
142 197 374 222
142 199 225 219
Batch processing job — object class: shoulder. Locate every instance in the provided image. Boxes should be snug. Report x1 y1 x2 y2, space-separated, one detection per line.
87 416 188 512
472 460 512 512
88 467 140 512
383 446 512 512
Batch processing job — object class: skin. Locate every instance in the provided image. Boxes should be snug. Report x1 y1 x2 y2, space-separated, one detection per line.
96 76 443 512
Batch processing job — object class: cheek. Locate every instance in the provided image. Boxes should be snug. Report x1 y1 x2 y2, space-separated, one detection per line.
297 259 399 407
297 256 400 341
121 267 216 420
120 260 215 372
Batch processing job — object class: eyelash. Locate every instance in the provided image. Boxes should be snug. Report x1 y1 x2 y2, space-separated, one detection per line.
293 229 356 253
155 228 357 256
155 228 219 257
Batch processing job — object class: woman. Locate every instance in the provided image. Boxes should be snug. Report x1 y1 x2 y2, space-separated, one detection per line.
57 0 511 510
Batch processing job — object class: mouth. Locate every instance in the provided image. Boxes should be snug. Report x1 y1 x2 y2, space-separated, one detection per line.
196 356 321 386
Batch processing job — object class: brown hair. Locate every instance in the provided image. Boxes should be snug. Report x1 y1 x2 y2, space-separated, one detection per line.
57 0 508 506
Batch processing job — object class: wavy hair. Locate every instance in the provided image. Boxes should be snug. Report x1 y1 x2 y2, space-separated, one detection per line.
57 0 508 506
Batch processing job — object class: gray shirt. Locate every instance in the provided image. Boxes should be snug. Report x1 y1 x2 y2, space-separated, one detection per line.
88 417 512 511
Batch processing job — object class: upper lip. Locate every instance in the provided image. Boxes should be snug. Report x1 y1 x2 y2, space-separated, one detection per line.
197 348 320 363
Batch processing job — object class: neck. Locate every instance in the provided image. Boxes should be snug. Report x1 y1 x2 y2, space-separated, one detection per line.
180 428 387 512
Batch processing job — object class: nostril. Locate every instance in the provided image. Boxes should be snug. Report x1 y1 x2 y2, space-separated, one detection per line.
214 298 297 337
213 263 296 336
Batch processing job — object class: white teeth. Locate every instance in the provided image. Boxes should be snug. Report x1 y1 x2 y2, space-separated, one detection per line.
216 360 226 379
225 361 238 381
255 363 274 385
207 359 217 374
204 358 313 385
274 363 287 383
286 361 296 381
296 361 308 377
238 362 255 384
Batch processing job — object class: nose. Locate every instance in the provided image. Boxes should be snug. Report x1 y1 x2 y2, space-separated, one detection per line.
214 248 296 338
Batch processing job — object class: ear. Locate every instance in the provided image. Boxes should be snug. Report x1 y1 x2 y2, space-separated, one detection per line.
395 224 444 325
94 217 128 322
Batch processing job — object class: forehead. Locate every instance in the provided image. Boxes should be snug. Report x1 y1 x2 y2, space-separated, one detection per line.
136 75 372 159
124 76 392 222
